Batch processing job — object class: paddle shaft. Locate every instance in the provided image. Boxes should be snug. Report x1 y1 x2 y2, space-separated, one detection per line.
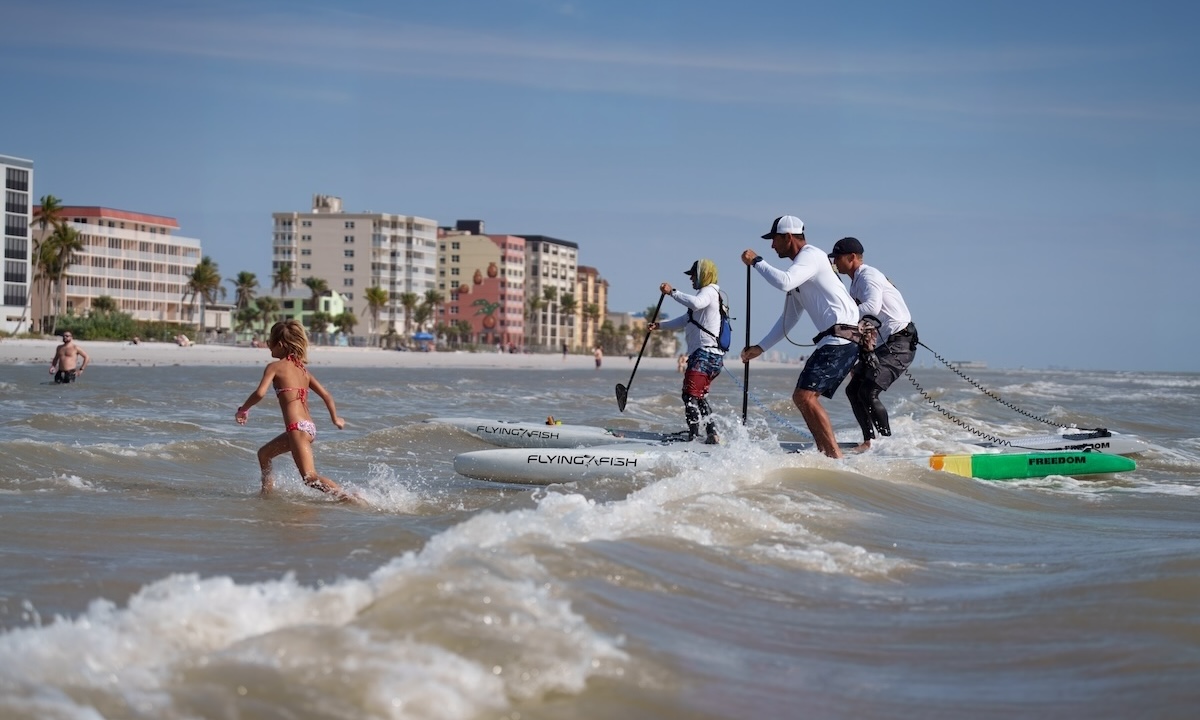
742 263 751 424
624 293 666 395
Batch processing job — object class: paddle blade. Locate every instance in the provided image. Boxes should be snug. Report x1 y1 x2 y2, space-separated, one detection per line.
615 383 629 412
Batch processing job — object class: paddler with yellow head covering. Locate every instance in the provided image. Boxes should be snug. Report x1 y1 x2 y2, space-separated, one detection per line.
648 258 729 444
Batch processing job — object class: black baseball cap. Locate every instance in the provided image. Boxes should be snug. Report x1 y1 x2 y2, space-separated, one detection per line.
684 261 699 276
829 237 864 258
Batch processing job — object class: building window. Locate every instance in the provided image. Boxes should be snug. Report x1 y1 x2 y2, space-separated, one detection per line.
345 221 355 229
343 264 354 272
450 255 459 263
301 263 312 270
344 249 354 257
343 278 354 286
344 236 354 243
5 168 29 191
301 249 312 256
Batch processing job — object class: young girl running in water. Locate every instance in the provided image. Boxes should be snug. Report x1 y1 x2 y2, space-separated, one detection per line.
234 320 357 502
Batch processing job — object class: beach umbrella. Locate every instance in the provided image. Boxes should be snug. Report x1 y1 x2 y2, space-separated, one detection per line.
412 331 434 341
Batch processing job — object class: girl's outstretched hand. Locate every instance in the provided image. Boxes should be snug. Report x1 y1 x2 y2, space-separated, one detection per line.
333 416 346 430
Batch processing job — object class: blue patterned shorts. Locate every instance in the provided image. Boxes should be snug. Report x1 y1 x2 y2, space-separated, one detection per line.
796 342 859 399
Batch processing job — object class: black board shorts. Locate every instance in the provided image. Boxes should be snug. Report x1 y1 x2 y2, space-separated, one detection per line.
869 323 918 391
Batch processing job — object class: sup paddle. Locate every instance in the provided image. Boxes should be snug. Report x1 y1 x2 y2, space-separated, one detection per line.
742 262 751 425
616 292 666 412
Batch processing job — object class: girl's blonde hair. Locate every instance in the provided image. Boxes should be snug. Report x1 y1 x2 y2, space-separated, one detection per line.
269 319 309 363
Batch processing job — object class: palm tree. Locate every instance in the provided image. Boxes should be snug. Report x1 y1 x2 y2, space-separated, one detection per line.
413 304 432 333
45 224 84 335
302 276 329 313
399 292 419 338
422 289 444 329
31 238 57 333
32 195 65 235
256 295 280 332
334 310 357 336
235 306 261 335
560 292 578 323
455 319 473 347
24 195 66 333
91 295 120 314
231 271 259 312
584 302 601 347
364 286 388 345
307 311 333 336
182 256 225 339
644 302 669 357
272 263 295 305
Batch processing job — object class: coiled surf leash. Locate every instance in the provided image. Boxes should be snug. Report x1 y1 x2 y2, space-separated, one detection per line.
906 340 1108 443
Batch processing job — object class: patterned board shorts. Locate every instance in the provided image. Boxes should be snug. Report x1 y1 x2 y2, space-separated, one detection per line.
683 349 724 397
796 342 859 399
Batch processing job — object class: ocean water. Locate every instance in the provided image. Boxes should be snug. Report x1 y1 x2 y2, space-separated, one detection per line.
1 358 1198 719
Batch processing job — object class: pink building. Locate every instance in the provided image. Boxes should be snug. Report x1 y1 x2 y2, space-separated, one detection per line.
438 225 526 348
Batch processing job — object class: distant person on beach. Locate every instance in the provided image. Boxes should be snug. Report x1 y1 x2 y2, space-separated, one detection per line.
175 334 192 347
648 259 726 444
234 319 358 503
562 341 568 359
830 237 917 451
50 331 89 383
741 215 860 458
594 345 603 368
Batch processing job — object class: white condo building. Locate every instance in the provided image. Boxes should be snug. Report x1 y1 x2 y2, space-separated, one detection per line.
29 206 202 330
272 195 438 335
519 234 579 351
2 154 33 334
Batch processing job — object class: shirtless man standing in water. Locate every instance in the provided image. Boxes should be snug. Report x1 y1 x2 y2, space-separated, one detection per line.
50 332 89 383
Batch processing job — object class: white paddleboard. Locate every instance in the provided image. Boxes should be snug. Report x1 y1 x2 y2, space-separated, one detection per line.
427 417 1149 455
425 417 689 448
977 428 1149 455
453 443 700 484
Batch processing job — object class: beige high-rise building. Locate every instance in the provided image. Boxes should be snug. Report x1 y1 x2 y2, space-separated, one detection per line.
3 154 33 334
29 206 202 331
271 195 438 335
520 234 578 352
575 265 608 350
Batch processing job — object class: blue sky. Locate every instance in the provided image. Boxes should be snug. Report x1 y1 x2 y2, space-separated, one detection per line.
4 0 1197 371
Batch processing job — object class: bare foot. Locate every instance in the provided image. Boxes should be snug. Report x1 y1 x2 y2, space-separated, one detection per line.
849 441 872 454
334 490 369 506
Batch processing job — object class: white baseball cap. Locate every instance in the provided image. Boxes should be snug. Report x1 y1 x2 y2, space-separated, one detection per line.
761 215 804 239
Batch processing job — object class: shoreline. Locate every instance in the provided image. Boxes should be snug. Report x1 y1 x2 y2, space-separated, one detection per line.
1 338 799 371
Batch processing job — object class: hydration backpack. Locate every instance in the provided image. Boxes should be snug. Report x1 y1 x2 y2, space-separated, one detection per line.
687 291 732 352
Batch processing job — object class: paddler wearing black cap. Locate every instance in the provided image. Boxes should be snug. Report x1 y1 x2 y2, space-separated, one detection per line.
829 236 918 451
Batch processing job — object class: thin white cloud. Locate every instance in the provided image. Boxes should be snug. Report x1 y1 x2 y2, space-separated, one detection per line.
10 2 1193 121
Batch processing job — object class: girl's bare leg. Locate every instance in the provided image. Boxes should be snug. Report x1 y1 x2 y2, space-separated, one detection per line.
288 430 361 503
257 433 292 495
